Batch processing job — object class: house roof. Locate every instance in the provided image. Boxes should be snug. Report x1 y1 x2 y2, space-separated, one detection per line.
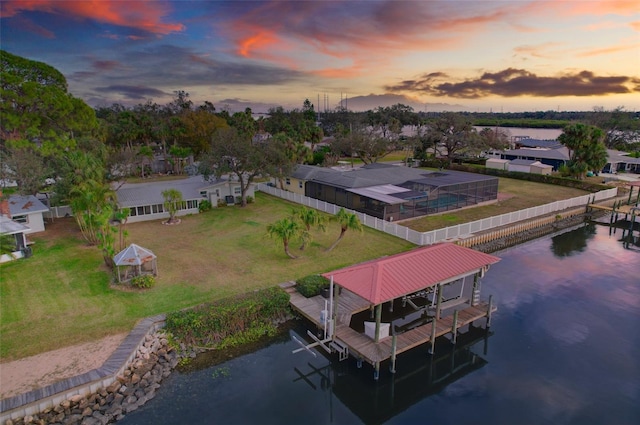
0 215 30 235
503 147 570 161
8 195 49 217
516 138 563 149
116 176 206 207
347 185 412 204
607 149 640 165
305 163 496 190
113 243 156 266
509 159 538 166
322 243 500 305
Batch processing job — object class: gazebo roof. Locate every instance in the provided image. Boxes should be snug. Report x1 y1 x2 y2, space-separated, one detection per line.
113 243 156 266
322 243 500 305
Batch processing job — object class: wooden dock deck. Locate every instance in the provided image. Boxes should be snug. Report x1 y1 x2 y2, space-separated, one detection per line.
285 283 496 366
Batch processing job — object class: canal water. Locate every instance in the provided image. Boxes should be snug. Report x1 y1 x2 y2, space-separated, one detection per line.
120 223 639 425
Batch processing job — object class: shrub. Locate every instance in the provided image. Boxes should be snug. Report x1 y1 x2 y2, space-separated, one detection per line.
198 199 212 212
217 199 226 207
296 274 330 298
246 195 254 204
165 286 291 348
131 274 155 289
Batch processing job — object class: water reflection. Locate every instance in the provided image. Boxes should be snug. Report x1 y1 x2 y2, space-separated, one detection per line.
293 326 491 425
120 225 640 425
550 223 596 257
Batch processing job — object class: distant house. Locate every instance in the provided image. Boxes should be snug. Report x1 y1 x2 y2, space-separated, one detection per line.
604 149 640 174
288 163 498 221
115 176 256 223
501 147 569 171
5 195 49 234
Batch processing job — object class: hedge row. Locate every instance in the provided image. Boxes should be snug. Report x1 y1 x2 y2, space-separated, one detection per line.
165 286 291 348
446 163 610 192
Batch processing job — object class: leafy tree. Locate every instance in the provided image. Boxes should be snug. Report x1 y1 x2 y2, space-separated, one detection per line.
69 179 115 245
162 188 183 224
558 123 608 179
180 109 229 155
113 207 130 251
266 216 304 259
0 145 49 195
0 233 18 257
168 145 192 174
229 110 257 140
198 128 286 207
137 145 153 178
270 133 310 188
587 107 640 150
428 112 480 159
331 127 396 164
326 208 363 252
0 50 98 155
295 206 326 250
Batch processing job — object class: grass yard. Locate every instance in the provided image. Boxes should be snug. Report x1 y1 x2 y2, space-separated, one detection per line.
402 177 591 232
0 192 414 361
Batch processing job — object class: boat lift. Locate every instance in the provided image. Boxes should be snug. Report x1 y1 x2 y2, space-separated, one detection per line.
292 276 348 360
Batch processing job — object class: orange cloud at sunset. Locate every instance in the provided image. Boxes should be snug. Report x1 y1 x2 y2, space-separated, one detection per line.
2 0 184 35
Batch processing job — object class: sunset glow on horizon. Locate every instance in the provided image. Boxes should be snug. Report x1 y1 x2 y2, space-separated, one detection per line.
1 0 638 113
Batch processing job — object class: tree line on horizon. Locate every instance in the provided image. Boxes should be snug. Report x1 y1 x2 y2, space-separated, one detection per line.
1 50 632 263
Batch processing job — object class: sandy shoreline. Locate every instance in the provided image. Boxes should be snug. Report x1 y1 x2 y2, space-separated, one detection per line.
0 333 128 400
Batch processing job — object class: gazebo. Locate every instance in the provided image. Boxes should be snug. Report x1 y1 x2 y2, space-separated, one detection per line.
113 243 158 283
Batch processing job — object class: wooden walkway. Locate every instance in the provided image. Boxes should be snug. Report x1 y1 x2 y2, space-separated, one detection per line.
588 204 639 216
285 283 496 366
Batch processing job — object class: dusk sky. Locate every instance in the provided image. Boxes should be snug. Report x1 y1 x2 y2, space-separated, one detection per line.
1 0 639 113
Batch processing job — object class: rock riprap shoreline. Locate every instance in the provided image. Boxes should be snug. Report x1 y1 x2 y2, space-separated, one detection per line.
4 331 180 425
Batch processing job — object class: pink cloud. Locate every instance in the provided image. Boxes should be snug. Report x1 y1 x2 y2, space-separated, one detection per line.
2 0 184 35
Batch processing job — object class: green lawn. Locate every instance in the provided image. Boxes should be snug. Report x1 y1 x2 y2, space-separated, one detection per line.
0 192 414 361
403 177 590 232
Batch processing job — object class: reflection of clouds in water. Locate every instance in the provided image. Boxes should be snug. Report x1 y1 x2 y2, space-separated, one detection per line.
531 310 593 345
605 286 640 312
483 374 587 422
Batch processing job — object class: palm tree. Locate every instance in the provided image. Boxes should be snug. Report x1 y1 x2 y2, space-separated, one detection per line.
267 216 303 259
326 208 363 252
295 206 326 250
162 188 183 224
69 179 116 245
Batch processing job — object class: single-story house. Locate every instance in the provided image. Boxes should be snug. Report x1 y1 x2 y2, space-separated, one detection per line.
604 149 640 174
501 147 569 171
116 176 256 223
292 163 498 221
4 195 49 234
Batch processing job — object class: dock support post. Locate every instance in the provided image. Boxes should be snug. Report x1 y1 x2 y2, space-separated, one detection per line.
390 334 397 374
436 283 443 320
428 318 437 355
451 310 459 345
374 303 382 343
374 362 380 380
486 295 494 328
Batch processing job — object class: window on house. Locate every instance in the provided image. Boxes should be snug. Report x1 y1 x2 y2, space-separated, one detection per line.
299 181 303 189
286 178 291 185
200 191 207 198
13 215 27 223
234 187 241 194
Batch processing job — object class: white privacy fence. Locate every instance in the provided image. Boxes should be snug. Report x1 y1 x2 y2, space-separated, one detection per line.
257 184 618 246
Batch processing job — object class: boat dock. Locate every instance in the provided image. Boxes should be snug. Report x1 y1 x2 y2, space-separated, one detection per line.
285 284 496 367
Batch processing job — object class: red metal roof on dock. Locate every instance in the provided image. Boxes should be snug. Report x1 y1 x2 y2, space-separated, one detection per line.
322 243 500 305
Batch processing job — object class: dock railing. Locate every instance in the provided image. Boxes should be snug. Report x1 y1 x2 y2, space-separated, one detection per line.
257 183 618 246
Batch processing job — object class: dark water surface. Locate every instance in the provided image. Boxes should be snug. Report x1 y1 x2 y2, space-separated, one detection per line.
120 224 640 425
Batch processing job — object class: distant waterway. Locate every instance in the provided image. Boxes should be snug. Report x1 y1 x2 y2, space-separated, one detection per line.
474 126 563 140
119 222 640 425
